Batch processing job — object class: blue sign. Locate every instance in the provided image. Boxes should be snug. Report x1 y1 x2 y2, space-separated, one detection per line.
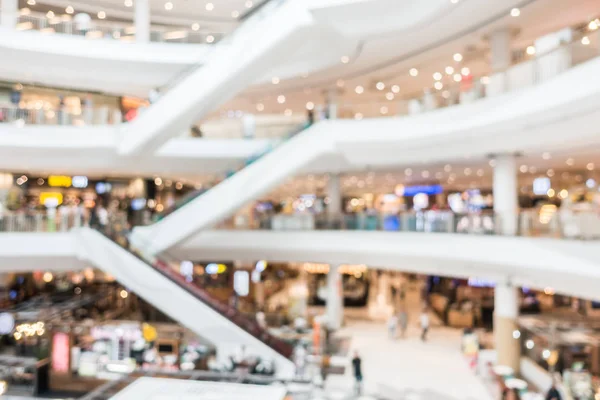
402 184 443 197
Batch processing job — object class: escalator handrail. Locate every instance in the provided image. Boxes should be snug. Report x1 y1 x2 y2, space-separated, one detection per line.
98 228 294 359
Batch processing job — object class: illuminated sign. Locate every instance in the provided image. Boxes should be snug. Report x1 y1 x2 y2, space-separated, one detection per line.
95 182 112 194
403 184 443 197
255 260 267 272
52 332 70 373
234 271 250 297
205 263 227 274
533 177 551 196
39 192 63 206
71 176 88 188
48 175 72 188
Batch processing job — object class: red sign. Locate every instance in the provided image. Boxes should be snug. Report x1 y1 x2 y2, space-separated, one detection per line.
52 332 70 373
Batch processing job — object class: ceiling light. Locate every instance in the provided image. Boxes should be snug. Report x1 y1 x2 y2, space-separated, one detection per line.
422 171 430 178
341 55 350 64
206 35 215 43
489 159 496 167
450 0 459 3
547 169 554 177
433 72 442 80
46 10 55 18
510 8 520 17
124 0 132 7
336 79 344 88
519 165 528 173
391 85 400 93
355 85 364 94
385 92 394 100
464 168 472 176
97 11 106 19
27 0 35 5
434 81 443 90
547 188 555 198
480 76 490 85
587 163 595 171
380 106 388 115
461 67 470 76
354 113 363 120
559 189 568 199
256 103 264 111
445 66 454 75
231 10 239 18
306 101 314 110
477 169 484 177
205 2 214 11
529 166 537 174
277 95 286 104
409 68 418 77
376 82 385 91
526 46 536 55
589 20 598 31
284 109 292 116
441 90 450 99
165 2 174 10
66 5 74 14
581 36 590 45
245 0 253 8
453 73 462 82
542 152 551 160
444 164 451 172
271 76 280 85
191 23 200 31
566 158 574 166
453 53 463 62
405 168 413 176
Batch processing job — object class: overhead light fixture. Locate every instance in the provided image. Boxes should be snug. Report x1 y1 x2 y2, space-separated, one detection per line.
245 0 253 8
480 76 490 85
542 152 551 160
453 53 463 62
165 2 173 10
231 10 239 18
589 20 598 31
355 85 364 94
526 45 536 55
271 76 280 85
27 0 35 5
380 106 388 115
434 81 443 90
97 11 106 19
461 67 470 76
205 2 214 11
519 165 528 173
124 0 133 7
284 109 292 116
587 162 595 171
445 66 454 75
409 68 418 77
256 103 264 111
385 92 394 100
46 10 55 18
206 35 215 43
450 0 459 3
306 102 315 110
336 79 345 88
391 85 400 93
453 73 462 82
376 82 385 91
354 113 363 120
341 55 350 64
191 23 200 31
581 36 590 45
433 72 442 81
510 8 520 17
66 5 74 14
566 158 574 166
277 95 286 104
405 168 413 176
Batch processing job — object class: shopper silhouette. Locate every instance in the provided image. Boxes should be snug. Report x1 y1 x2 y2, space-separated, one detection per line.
352 351 363 395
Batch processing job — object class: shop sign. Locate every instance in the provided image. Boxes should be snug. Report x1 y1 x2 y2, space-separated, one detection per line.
72 176 88 188
0 313 14 335
48 175 72 188
39 192 63 206
533 177 551 196
52 332 70 373
205 263 227 274
234 271 250 297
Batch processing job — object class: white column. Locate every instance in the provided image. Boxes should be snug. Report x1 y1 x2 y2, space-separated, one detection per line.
493 154 518 235
326 89 338 120
488 28 511 96
326 264 343 330
135 0 150 43
242 114 256 139
494 283 520 372
326 174 342 216
1 0 19 29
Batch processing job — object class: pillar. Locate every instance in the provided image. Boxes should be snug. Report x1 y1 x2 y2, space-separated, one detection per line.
325 89 338 120
326 174 342 216
494 283 521 372
135 0 150 43
488 28 511 96
1 0 18 29
493 154 518 235
326 264 343 330
242 114 256 139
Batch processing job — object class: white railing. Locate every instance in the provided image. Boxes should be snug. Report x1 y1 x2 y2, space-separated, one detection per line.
14 12 225 44
0 105 122 126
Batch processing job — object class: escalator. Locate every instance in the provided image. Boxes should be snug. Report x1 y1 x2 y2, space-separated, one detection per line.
118 0 315 155
75 227 295 377
135 121 330 253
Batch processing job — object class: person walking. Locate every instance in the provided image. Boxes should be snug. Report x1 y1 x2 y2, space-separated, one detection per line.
352 351 363 395
545 383 562 400
387 313 398 339
398 308 408 338
420 308 430 342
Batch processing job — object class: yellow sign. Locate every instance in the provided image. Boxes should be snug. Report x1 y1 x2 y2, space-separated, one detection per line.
39 192 63 206
142 323 157 342
48 176 72 188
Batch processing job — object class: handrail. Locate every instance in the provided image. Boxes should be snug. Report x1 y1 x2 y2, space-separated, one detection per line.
0 104 122 126
98 226 294 359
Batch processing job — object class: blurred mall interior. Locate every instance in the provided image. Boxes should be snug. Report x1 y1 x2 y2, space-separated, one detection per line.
0 0 599 398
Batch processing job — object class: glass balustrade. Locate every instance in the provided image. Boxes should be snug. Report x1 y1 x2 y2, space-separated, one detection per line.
0 105 122 126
